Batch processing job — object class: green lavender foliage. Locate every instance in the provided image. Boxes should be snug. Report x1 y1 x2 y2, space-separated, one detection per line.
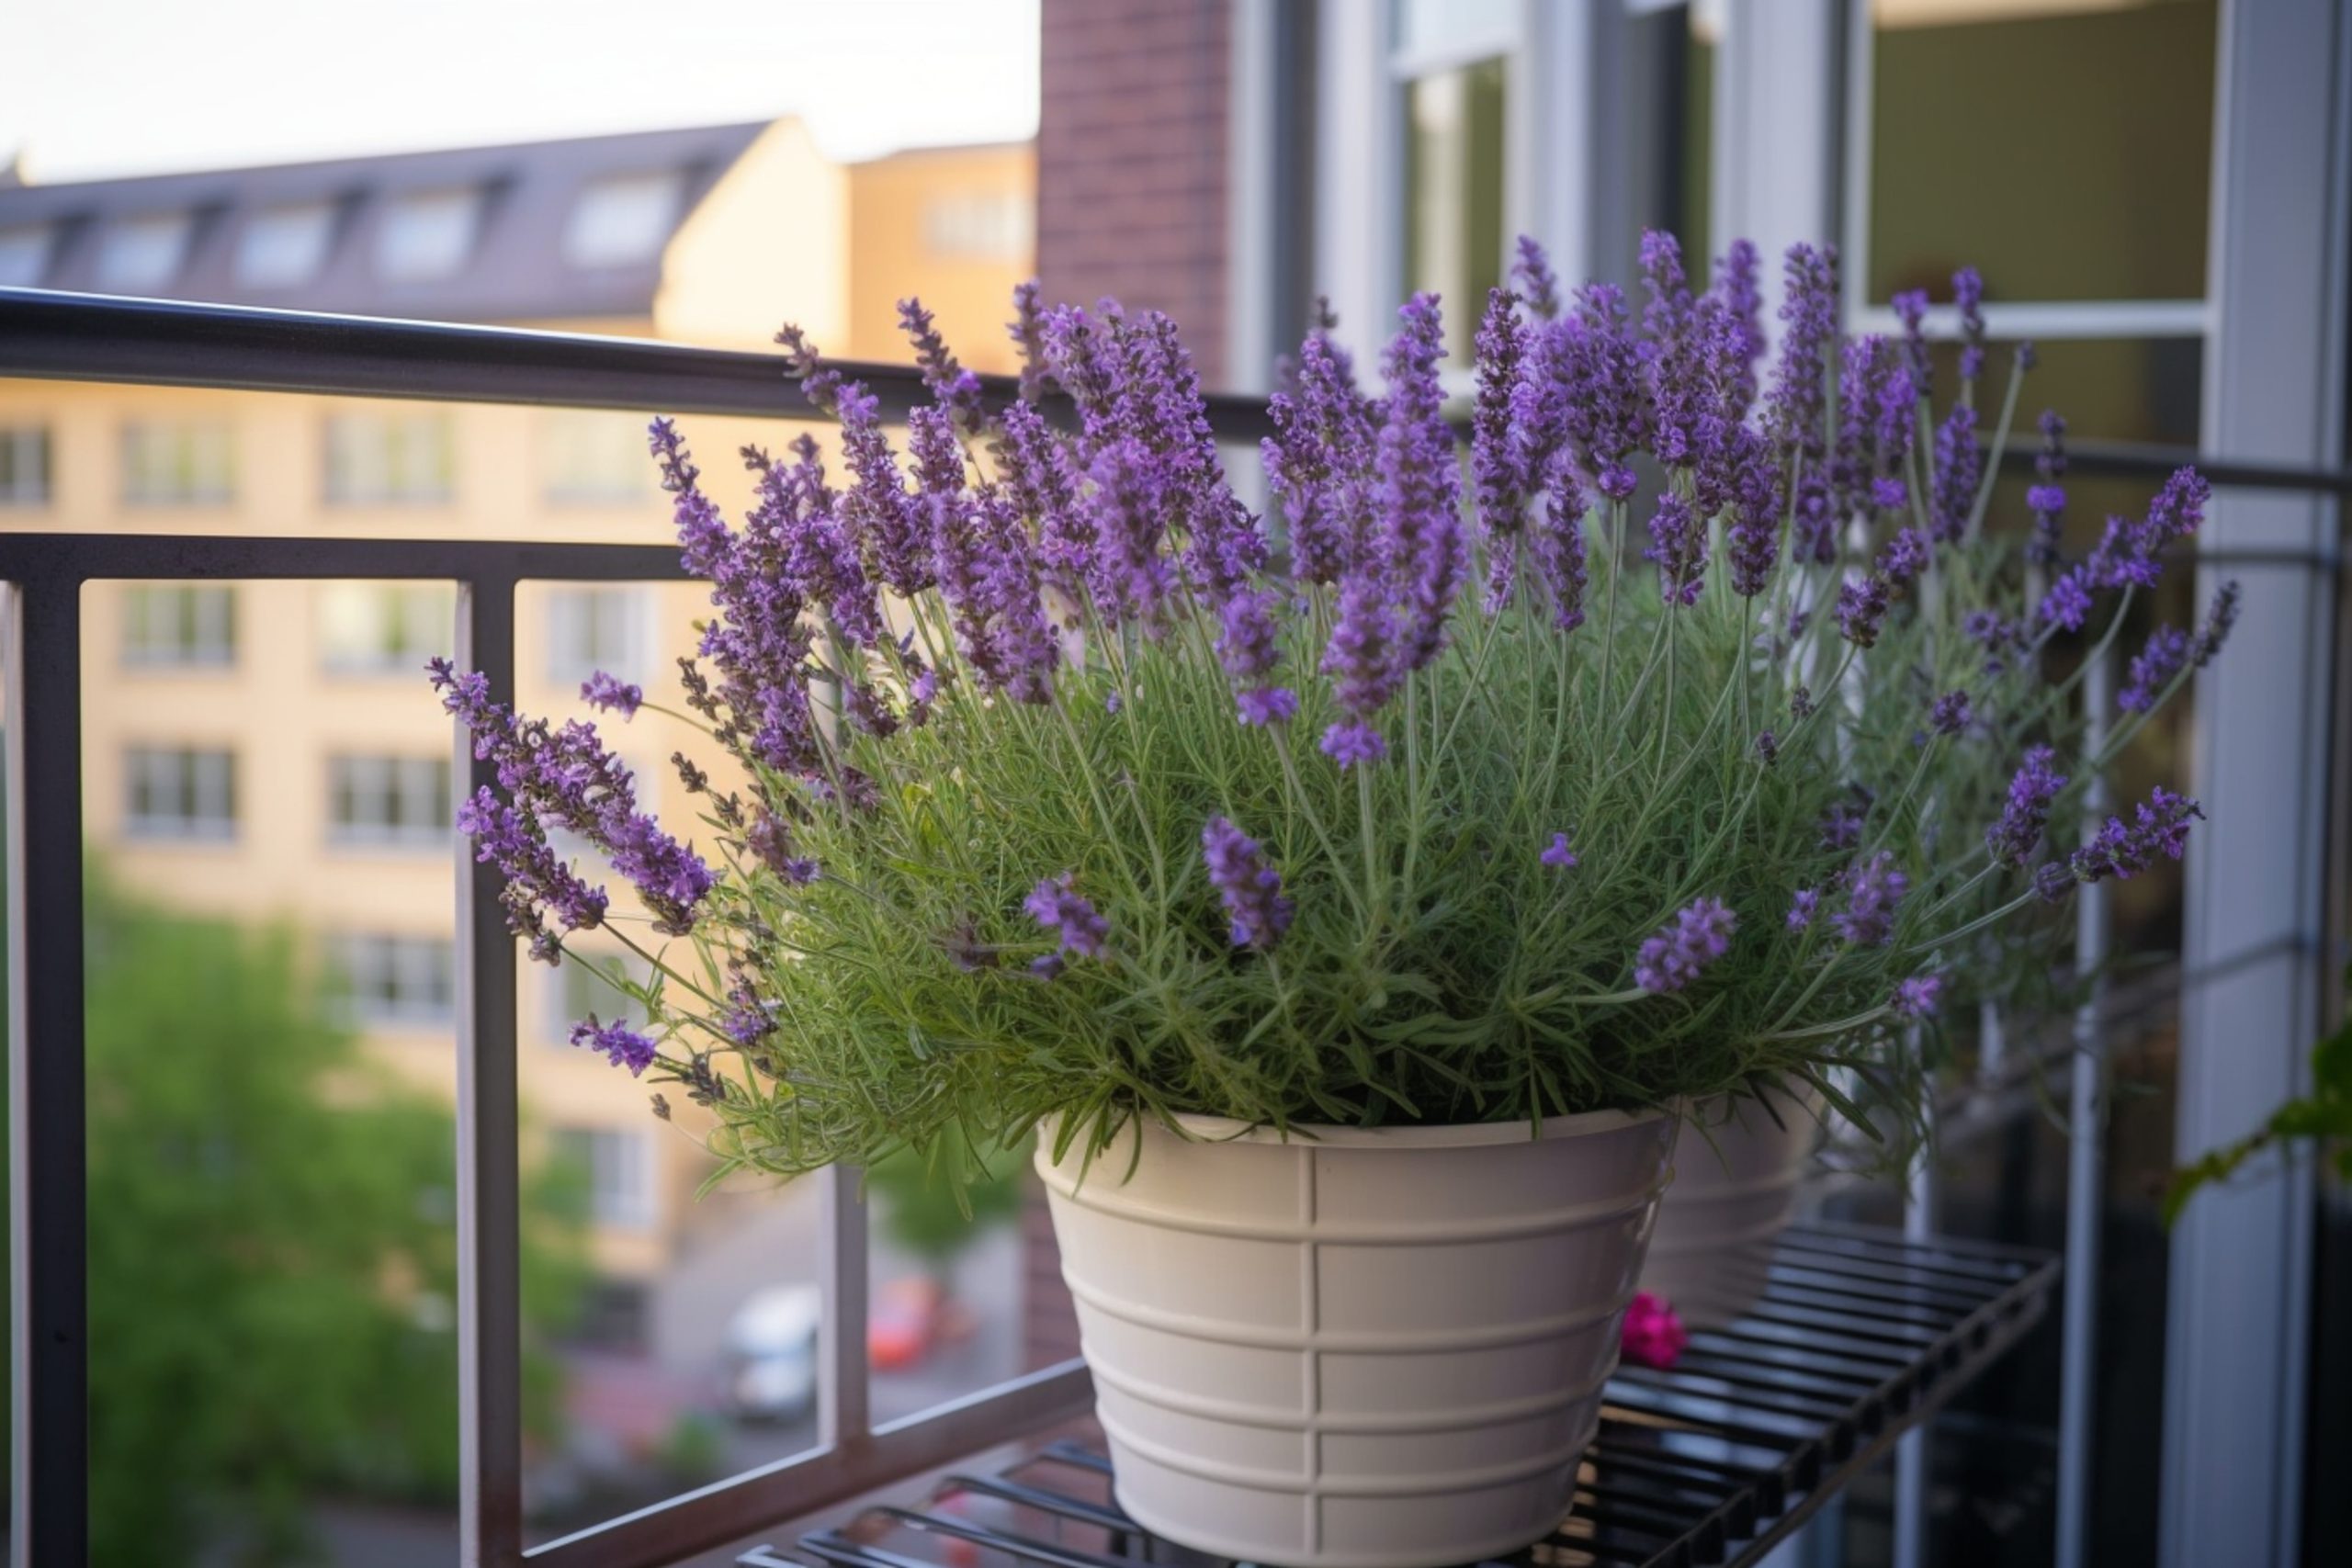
510 262 2217 1190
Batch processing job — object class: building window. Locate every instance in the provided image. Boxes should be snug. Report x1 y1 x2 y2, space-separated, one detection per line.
378 187 481 282
124 746 236 840
0 223 51 288
333 932 456 1030
562 171 686 269
0 426 50 505
545 586 647 686
325 412 455 504
326 754 452 849
552 1126 656 1230
122 422 235 505
548 950 650 1041
94 212 193 294
1402 62 1508 352
1864 0 2216 307
542 410 658 504
122 584 236 668
317 581 455 673
921 191 1034 261
236 201 337 288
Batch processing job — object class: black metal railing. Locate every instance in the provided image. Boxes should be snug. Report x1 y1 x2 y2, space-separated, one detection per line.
2 287 2346 1568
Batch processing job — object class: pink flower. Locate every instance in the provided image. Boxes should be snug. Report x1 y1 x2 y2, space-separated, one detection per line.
1621 1291 1690 1369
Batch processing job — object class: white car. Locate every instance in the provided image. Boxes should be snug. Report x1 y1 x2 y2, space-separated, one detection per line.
724 1283 822 1422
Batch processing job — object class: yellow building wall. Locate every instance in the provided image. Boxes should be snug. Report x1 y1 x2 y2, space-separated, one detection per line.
845 142 1035 372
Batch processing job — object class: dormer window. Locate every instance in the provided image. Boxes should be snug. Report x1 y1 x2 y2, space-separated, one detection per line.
378 187 481 282
561 170 685 269
0 223 51 288
95 212 192 294
236 201 336 288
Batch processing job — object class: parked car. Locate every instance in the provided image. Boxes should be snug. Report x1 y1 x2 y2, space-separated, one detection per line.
723 1283 821 1422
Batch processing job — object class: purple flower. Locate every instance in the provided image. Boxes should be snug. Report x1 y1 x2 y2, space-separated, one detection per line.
1026 874 1109 960
1008 278 1056 404
2029 412 2068 567
1786 888 1821 932
1237 686 1298 727
1511 234 1561 321
2039 567 2093 632
1756 729 1780 765
571 1016 658 1077
1644 492 1706 607
2120 625 2191 713
1877 525 1931 586
1028 953 1066 982
1953 266 1986 384
1262 332 1376 587
899 296 987 434
1819 801 1867 852
1541 831 1580 870
2065 787 2202 886
581 672 643 719
1832 852 1910 946
1472 286 1532 609
2192 580 2241 666
1893 973 1945 1021
2088 467 2211 592
1893 288 1930 386
1928 404 1982 542
1836 574 1894 648
1716 239 1767 419
453 784 609 952
1929 690 1972 736
1319 573 1401 753
1635 897 1738 994
1530 465 1591 630
1201 817 1295 952
1764 244 1838 565
1378 293 1466 669
1528 282 1645 500
1319 719 1389 769
747 809 819 885
1986 745 2067 865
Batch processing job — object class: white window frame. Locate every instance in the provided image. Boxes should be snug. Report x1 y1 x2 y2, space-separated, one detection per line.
0 425 50 506
554 1124 658 1231
236 201 338 289
561 170 686 270
94 212 193 295
121 745 237 842
326 752 452 851
323 411 456 506
544 584 650 687
316 581 455 675
121 421 234 506
120 583 236 669
335 931 458 1031
377 187 481 283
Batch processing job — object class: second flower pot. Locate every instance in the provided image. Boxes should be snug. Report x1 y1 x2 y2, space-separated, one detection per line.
1035 1107 1674 1568
1640 1085 1825 1326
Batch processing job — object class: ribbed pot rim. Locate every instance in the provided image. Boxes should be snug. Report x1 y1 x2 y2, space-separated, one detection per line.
1110 1103 1670 1151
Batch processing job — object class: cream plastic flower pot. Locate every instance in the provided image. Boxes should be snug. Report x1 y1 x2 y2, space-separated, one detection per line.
1035 1108 1675 1568
1640 1086 1825 1327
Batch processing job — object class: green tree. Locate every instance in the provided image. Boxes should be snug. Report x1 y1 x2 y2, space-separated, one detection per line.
864 1125 1030 1286
77 876 586 1565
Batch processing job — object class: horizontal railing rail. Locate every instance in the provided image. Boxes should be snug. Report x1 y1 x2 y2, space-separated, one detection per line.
10 288 2352 500
1 285 2346 1568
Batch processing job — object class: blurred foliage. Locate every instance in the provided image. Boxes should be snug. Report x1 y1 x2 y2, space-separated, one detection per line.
21 867 594 1565
2165 968 2352 1224
865 1124 1030 1274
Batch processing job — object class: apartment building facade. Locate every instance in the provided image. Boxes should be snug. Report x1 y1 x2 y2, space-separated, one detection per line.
0 118 1034 1327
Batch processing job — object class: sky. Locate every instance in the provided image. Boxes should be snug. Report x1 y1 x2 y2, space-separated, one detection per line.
0 0 1041 183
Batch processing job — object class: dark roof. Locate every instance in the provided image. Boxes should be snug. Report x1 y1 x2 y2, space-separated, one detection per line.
0 121 769 321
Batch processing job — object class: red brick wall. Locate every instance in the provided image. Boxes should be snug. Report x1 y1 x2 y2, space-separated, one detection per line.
1037 0 1232 387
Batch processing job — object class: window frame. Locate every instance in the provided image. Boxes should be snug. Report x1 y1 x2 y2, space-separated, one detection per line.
120 583 237 670
0 424 51 506
120 744 238 842
324 751 454 851
120 420 235 506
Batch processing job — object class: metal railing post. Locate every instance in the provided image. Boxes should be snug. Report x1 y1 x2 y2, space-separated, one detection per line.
6 573 90 1568
2055 650 2113 1568
457 572 525 1568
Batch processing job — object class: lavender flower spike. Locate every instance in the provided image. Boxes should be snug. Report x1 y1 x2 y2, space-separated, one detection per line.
1987 746 2067 865
1635 897 1738 994
1202 817 1295 952
1786 888 1821 932
1026 874 1110 959
582 671 643 718
1832 852 1910 946
1893 973 1945 1021
571 1016 658 1077
1541 832 1580 870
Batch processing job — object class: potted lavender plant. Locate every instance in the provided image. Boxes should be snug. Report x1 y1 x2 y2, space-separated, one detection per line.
434 237 2224 1567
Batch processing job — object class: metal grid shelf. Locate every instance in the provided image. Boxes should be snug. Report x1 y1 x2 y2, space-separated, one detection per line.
743 1222 2057 1568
